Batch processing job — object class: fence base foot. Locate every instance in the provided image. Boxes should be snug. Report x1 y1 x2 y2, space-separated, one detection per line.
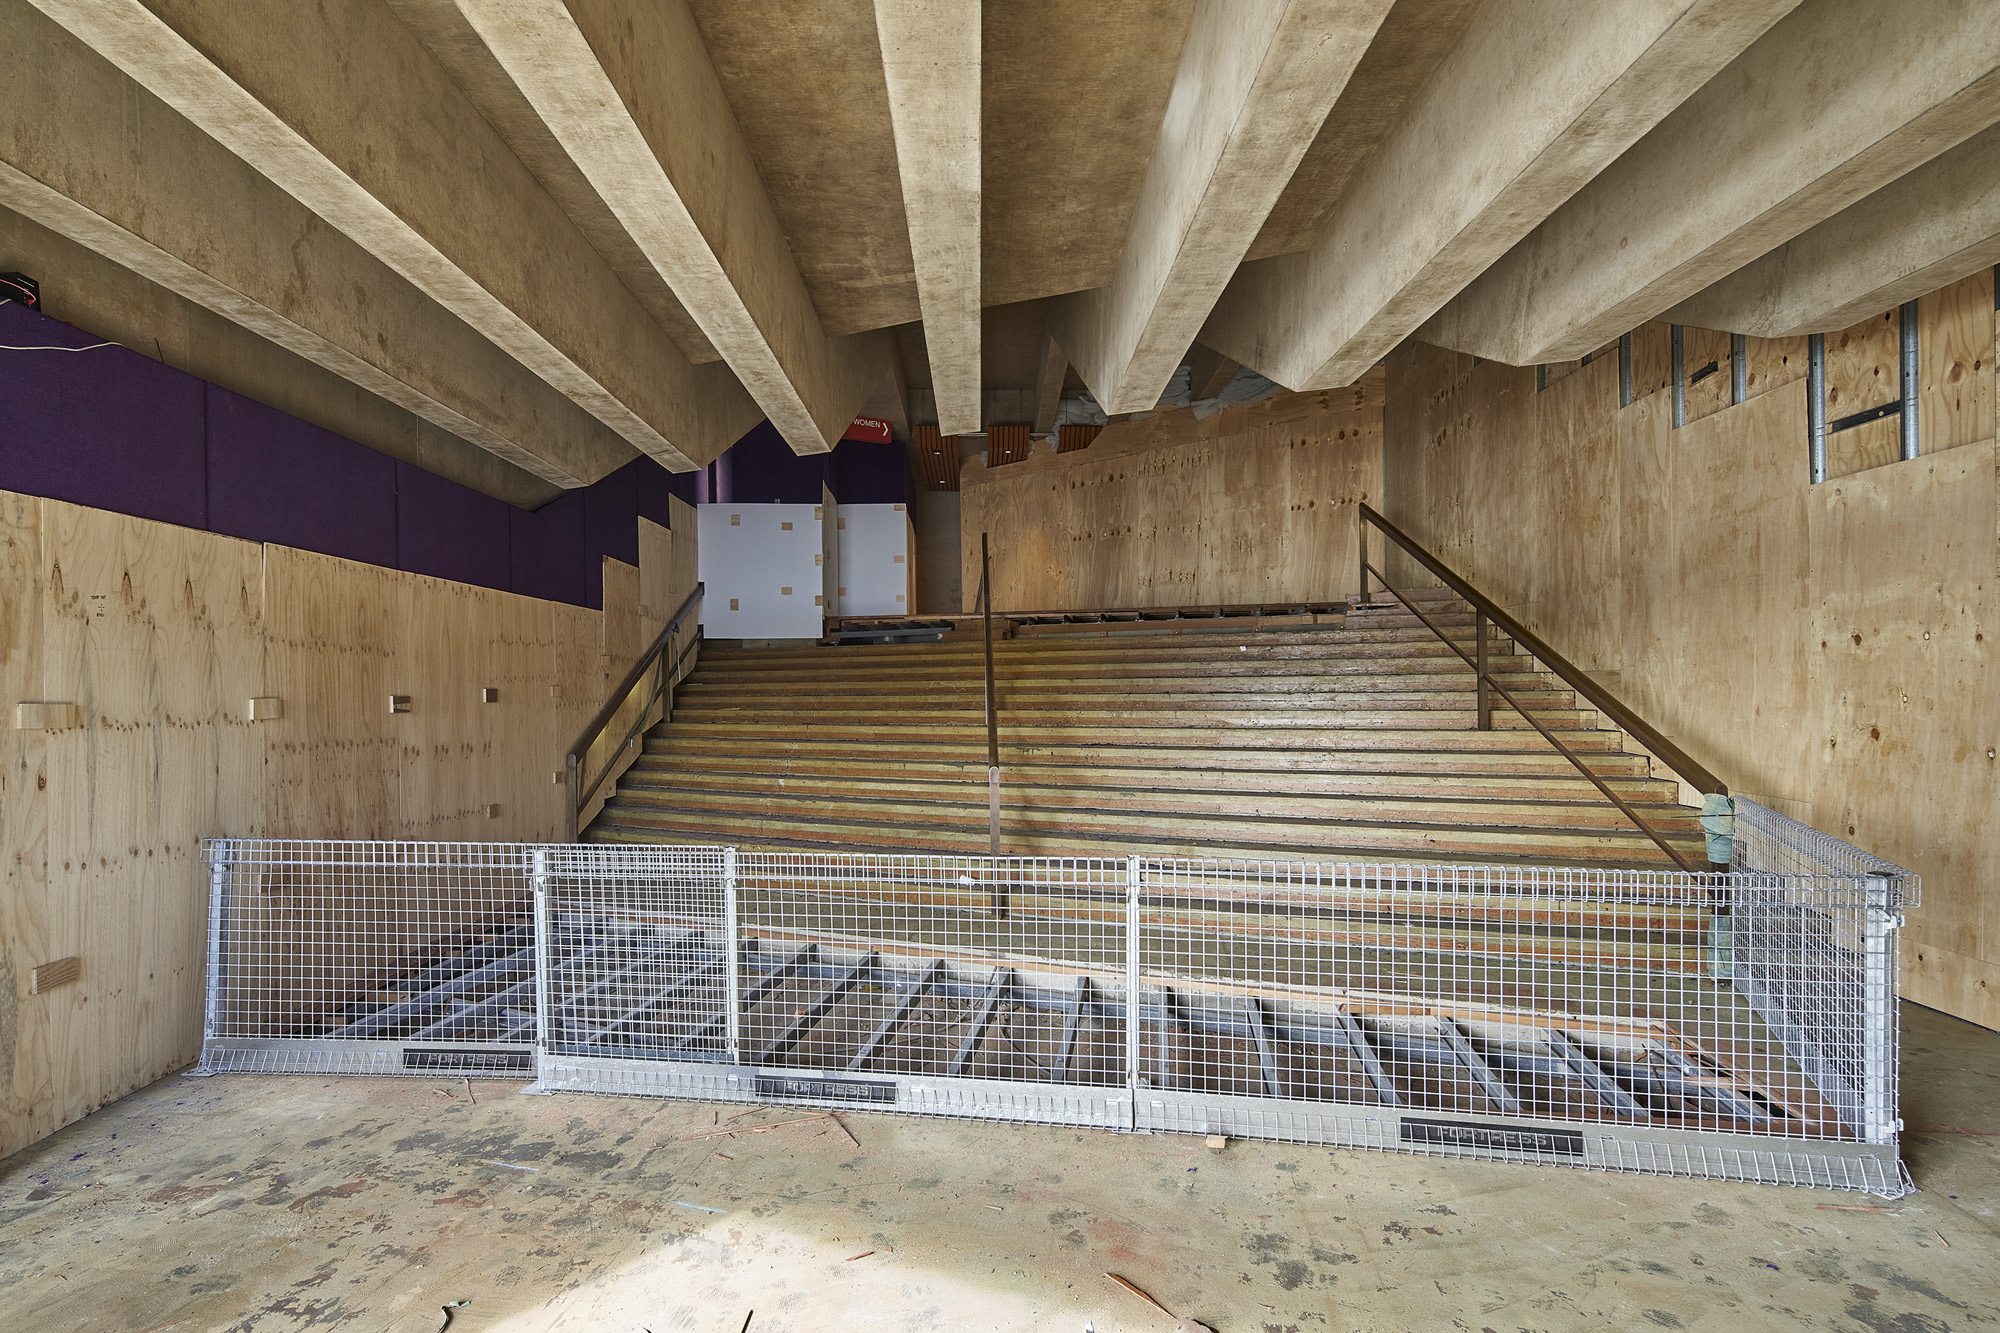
517 1081 556 1096
180 1066 218 1079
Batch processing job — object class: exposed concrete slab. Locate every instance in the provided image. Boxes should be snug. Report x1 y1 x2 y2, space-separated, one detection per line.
1420 0 2000 366
30 0 762 470
458 0 894 456
1667 121 2000 337
385 0 725 366
1050 0 1393 415
981 0 1196 309
876 0 983 435
0 1 637 491
1203 0 1793 391
1242 0 1481 264
1 1002 1993 1330
687 0 921 338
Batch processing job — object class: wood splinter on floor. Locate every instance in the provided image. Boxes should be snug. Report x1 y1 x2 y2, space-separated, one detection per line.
845 1250 875 1261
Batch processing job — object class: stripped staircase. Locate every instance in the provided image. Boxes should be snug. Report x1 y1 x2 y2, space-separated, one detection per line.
585 588 1710 869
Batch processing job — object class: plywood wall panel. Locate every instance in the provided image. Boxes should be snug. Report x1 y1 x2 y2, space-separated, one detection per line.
962 382 1383 611
262 546 401 839
0 493 50 1157
1824 309 1901 420
1682 326 1734 425
1385 272 2000 1028
1807 442 2000 1027
1919 269 1994 456
36 501 264 1146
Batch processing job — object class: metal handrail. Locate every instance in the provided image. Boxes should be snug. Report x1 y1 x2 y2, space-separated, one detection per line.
1357 504 1723 872
979 532 1007 914
564 581 704 841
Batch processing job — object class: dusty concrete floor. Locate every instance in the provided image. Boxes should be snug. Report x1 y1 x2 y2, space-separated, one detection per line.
2 1004 1995 1333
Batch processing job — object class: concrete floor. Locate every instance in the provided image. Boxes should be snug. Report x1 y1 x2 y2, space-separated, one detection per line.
2 1005 1994 1333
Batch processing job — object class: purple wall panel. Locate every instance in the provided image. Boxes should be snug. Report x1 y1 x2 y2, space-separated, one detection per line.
832 438 909 505
583 459 641 610
205 383 397 565
1 301 207 528
1 300 714 609
726 421 829 504
395 459 511 591
509 488 587 607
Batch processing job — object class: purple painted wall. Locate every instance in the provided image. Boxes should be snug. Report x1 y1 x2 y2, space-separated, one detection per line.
2 301 207 528
206 383 398 566
705 420 910 506
0 299 720 610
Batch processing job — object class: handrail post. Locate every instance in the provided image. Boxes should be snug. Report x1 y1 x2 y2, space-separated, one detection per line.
1475 609 1491 731
982 532 1007 916
1357 515 1370 605
564 752 580 843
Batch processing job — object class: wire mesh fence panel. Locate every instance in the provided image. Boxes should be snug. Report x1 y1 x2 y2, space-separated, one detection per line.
197 839 537 1076
1130 859 1909 1195
1730 798 1917 1152
532 845 733 1098
194 829 1914 1194
719 853 1134 1126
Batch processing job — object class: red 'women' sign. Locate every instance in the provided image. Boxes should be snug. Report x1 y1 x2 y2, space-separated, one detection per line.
841 417 893 445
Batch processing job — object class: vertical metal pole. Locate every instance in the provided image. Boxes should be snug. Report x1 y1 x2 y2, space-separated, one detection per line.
563 753 580 843
724 846 743 1063
1356 516 1369 605
1474 611 1491 731
1618 332 1633 408
1731 333 1747 405
1670 325 1685 428
1861 873 1899 1145
981 533 1007 913
200 839 234 1053
1125 855 1142 1110
530 848 553 1076
1808 333 1827 484
1899 299 1920 461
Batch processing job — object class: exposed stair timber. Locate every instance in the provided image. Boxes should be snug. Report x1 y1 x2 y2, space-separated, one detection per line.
584 587 1711 869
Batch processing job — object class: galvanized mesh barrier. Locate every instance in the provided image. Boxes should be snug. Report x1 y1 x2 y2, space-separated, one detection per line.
198 833 1916 1195
195 840 537 1076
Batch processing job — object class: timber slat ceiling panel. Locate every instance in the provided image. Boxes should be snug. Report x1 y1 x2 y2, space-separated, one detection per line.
914 424 959 492
986 424 1032 467
1056 424 1102 454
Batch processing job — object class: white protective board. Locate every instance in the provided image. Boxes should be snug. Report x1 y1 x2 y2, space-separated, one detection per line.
696 503 828 639
836 503 914 615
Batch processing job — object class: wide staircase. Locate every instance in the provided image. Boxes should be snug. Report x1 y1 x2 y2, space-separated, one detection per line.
584 587 1709 869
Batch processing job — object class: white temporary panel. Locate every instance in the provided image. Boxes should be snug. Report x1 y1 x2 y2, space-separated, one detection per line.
836 502 914 615
696 502 829 640
821 483 839 618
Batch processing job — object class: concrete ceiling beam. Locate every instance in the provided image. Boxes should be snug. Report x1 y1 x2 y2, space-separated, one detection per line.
452 0 893 457
27 0 762 471
1048 0 1394 415
875 0 982 436
384 0 724 367
1032 323 1066 434
1202 0 1793 391
1666 121 2000 337
0 2 631 492
1419 0 2000 366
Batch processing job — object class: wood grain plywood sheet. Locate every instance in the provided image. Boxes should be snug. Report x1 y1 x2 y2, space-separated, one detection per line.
262 547 400 840
37 500 264 1144
1918 268 1995 456
1384 268 2000 1025
962 385 1382 610
0 492 48 1156
1806 441 2000 1027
